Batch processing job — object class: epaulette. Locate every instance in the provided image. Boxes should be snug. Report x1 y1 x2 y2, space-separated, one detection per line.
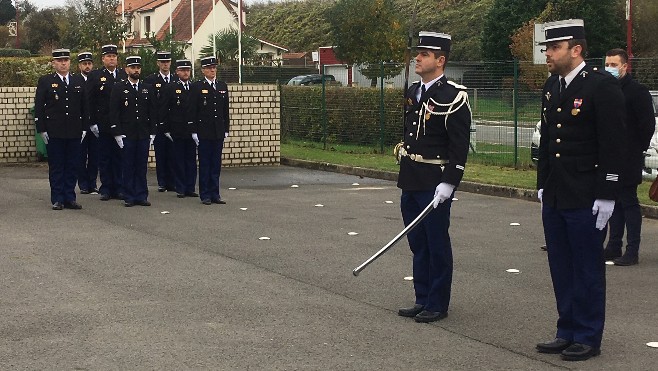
411 80 420 84
447 80 468 90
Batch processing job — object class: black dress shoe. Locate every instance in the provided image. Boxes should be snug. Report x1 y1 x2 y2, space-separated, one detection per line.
414 310 447 323
100 194 111 201
177 193 185 198
124 201 134 207
116 193 125 200
136 200 151 206
536 338 571 354
603 248 622 260
398 304 424 318
185 192 199 197
158 186 167 192
561 343 600 361
211 198 226 204
201 199 212 205
614 253 638 266
80 189 90 194
63 201 82 209
52 202 63 210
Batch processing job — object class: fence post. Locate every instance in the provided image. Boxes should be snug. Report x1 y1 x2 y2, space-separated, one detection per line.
513 59 519 168
379 61 385 154
322 65 327 150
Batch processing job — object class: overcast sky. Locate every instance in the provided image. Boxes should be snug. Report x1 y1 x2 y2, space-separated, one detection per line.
29 0 284 10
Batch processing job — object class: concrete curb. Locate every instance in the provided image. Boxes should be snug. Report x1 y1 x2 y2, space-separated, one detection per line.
281 157 658 219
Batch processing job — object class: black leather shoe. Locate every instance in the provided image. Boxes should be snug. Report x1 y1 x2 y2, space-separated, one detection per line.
124 201 134 207
63 201 82 209
561 343 601 361
614 253 638 266
177 193 185 198
211 198 226 204
158 186 167 192
536 338 571 354
414 310 447 323
603 248 622 260
201 199 212 205
80 189 90 194
116 193 125 200
136 200 151 206
90 188 99 194
52 202 63 210
398 304 424 318
100 194 111 201
185 192 199 197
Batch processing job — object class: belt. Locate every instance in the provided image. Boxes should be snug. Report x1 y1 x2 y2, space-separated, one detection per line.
399 147 449 165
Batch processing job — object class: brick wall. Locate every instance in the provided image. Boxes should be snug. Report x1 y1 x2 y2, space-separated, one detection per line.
0 85 281 166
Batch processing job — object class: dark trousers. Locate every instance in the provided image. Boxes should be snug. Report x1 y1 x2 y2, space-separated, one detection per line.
172 137 197 194
78 132 98 192
154 134 175 189
198 138 224 201
542 204 606 348
400 190 453 313
606 184 642 256
98 133 123 197
46 137 81 204
121 138 149 203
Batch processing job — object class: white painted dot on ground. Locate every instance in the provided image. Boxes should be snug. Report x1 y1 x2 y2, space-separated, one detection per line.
510 222 521 226
347 232 359 236
160 211 170 214
352 183 360 186
240 208 248 211
228 187 237 190
646 342 658 348
403 276 414 281
605 261 615 265
506 269 521 273
259 237 270 240
290 185 299 188
384 200 394 204
315 204 324 207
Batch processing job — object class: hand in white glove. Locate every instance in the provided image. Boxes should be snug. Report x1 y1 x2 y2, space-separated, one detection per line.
224 132 229 138
433 182 455 208
165 132 173 142
81 130 87 143
192 133 199 146
90 124 100 138
40 132 49 145
114 135 125 149
149 134 156 147
538 189 543 202
592 199 615 230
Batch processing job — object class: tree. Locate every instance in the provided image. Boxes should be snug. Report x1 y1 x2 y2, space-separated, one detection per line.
630 0 657 57
15 0 36 20
481 0 549 61
200 28 259 65
23 8 63 54
75 0 130 51
0 0 16 24
326 0 405 86
136 30 189 77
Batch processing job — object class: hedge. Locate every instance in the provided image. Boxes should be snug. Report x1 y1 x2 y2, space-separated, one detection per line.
0 57 53 87
0 48 31 57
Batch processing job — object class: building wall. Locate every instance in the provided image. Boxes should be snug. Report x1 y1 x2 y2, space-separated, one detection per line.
0 85 280 166
186 4 237 61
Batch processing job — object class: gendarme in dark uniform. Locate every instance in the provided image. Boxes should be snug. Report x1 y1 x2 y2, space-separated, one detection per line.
188 56 230 205
161 59 198 198
34 49 88 210
87 44 128 201
396 32 472 323
535 20 626 361
109 56 156 207
144 51 178 192
76 51 99 194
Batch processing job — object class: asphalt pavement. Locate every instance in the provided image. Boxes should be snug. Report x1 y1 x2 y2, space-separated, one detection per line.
0 164 656 370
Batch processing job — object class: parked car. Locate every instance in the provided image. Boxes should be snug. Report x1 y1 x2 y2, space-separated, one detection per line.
531 91 658 180
286 74 337 86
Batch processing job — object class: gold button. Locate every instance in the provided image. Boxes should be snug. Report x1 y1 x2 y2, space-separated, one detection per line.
555 153 560 158
557 124 562 128
557 108 562 112
556 139 561 143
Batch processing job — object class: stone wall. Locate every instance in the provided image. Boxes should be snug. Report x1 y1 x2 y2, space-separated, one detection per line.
0 85 280 166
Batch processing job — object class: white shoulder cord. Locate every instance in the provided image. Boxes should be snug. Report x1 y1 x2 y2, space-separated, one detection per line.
416 90 472 139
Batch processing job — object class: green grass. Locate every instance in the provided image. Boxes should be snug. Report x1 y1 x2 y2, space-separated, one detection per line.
281 140 656 205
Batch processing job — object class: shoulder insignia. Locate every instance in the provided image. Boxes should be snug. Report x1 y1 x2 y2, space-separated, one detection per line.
580 70 589 78
447 80 468 90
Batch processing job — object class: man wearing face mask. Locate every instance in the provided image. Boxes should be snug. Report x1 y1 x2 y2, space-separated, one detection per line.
602 49 655 266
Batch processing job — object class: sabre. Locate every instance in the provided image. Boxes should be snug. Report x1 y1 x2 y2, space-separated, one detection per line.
352 198 435 276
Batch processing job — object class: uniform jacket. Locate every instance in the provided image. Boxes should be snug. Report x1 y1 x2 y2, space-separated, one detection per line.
397 75 472 191
619 73 655 185
109 80 156 140
34 72 88 139
144 72 179 133
537 64 626 209
87 68 127 133
187 79 230 140
161 80 193 138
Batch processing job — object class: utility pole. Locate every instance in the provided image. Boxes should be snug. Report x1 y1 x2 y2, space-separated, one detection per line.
626 0 633 72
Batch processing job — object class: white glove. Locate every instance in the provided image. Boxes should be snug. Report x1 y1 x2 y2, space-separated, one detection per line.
149 134 156 147
225 132 229 138
90 124 100 138
592 199 615 230
40 132 49 144
432 182 455 208
538 189 543 202
114 135 125 149
192 133 199 146
165 132 173 142
81 130 86 143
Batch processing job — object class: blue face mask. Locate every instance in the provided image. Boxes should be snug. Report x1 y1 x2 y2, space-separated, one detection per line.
605 66 620 79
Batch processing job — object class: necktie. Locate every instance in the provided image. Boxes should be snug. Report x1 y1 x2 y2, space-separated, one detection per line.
164 76 169 84
421 84 426 95
211 81 215 91
133 83 138 91
62 76 67 86
560 77 566 99
185 83 189 91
